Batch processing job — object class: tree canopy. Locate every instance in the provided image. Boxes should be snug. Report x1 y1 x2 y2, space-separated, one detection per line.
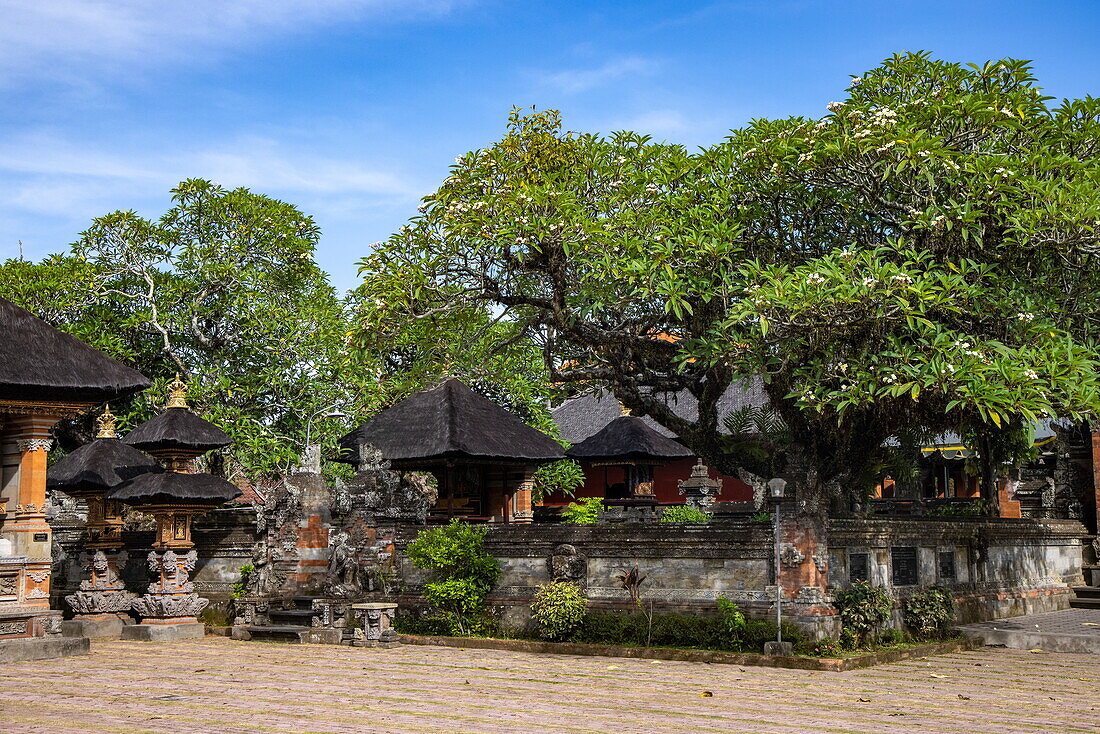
354 53 1100 509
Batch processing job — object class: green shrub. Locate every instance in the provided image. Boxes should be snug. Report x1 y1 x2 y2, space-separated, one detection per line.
799 637 843 657
561 497 604 524
749 511 772 523
879 627 909 645
231 564 254 599
531 581 588 640
570 611 644 645
659 505 712 523
834 581 893 644
716 596 746 640
406 520 501 634
741 619 805 651
903 586 955 640
647 613 728 649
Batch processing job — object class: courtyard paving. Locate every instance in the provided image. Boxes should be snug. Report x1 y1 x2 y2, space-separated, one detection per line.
960 608 1100 654
0 637 1096 733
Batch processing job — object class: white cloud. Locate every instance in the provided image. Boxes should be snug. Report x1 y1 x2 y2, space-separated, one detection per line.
0 132 423 221
538 56 656 94
0 0 464 84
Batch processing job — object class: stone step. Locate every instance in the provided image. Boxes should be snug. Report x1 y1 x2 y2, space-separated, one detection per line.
1071 586 1100 599
1069 597 1100 610
269 609 316 624
291 596 321 610
242 625 310 643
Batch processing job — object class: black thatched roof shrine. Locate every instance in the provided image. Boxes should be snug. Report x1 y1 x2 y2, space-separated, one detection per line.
0 297 150 403
47 439 163 495
338 378 565 467
124 408 232 453
107 471 241 506
565 415 695 463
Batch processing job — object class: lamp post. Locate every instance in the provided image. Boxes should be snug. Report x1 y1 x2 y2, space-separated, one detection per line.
305 405 349 449
766 477 789 656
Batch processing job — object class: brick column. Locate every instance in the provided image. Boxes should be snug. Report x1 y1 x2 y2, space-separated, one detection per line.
775 507 837 638
6 416 57 607
512 466 534 524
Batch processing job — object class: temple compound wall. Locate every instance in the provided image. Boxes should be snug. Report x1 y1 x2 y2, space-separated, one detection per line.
393 517 1084 638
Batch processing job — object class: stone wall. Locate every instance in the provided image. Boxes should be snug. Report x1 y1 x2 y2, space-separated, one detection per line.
393 516 1085 638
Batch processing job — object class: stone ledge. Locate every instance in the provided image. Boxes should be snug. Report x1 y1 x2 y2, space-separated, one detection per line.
398 634 976 671
0 636 89 663
120 622 206 642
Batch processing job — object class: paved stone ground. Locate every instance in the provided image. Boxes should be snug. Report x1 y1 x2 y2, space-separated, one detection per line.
0 638 1097 733
960 608 1100 654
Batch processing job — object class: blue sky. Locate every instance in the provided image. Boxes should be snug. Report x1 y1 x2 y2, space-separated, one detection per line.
2 1 1098 291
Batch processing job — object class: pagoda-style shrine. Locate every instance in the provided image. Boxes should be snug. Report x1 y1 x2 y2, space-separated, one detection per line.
566 414 694 518
109 377 239 641
339 379 564 522
0 297 149 660
46 406 162 638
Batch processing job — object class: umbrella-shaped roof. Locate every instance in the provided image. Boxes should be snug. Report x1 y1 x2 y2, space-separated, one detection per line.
124 407 232 453
47 439 163 495
108 471 241 507
0 297 149 404
566 415 695 463
339 378 565 467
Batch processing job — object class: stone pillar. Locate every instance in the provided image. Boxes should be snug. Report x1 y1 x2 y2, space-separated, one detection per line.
123 508 207 640
7 416 57 607
1091 429 1100 535
287 470 331 590
775 509 837 639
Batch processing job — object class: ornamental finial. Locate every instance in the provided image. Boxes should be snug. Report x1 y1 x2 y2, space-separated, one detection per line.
619 400 632 417
95 404 118 439
166 374 188 409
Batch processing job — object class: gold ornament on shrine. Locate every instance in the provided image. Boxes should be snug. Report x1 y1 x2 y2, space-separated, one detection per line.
95 404 118 439
165 374 189 409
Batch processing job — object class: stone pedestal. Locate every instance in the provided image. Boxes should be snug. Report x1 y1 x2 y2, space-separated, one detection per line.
62 613 128 640
763 640 793 656
351 602 398 648
121 621 205 641
128 549 209 635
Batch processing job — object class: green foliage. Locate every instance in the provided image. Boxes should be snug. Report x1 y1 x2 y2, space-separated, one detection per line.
903 586 956 639
560 496 604 524
530 581 588 640
0 179 355 477
567 611 803 653
834 581 894 644
406 520 501 634
353 56 1100 509
800 637 843 657
231 564 254 599
716 596 746 640
659 505 713 523
879 627 910 645
749 511 772 523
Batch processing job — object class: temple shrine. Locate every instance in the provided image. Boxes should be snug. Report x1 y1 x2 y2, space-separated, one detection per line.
0 297 149 660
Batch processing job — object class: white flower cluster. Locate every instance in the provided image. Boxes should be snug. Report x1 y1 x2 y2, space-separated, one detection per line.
1023 369 1039 380
994 167 1014 179
870 107 898 126
805 273 826 285
1017 312 1036 321
891 274 913 284
862 276 877 287
849 77 863 87
881 372 899 384
827 101 845 113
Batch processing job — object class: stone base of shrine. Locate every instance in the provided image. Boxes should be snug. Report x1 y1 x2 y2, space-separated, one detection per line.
121 621 206 642
62 613 129 640
0 635 89 663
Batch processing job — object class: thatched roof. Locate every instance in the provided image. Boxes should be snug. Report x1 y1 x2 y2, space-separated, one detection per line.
566 416 695 463
47 438 163 495
107 471 241 506
0 297 150 403
552 380 769 444
124 408 232 453
338 378 564 467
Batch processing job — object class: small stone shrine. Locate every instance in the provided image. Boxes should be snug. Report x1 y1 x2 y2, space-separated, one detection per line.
0 297 149 660
46 406 162 639
566 414 694 521
108 377 240 641
677 459 723 513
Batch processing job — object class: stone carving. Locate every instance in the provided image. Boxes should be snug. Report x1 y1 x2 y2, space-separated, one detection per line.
549 544 588 588
26 587 49 599
0 574 17 596
130 549 208 620
67 549 137 616
42 615 63 635
16 438 53 453
793 586 826 605
27 569 49 583
68 590 135 614
812 552 828 573
780 543 805 567
677 459 722 513
351 602 398 646
0 620 27 635
231 598 269 626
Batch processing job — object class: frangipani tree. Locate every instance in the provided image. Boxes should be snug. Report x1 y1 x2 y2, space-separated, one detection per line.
357 53 1100 512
